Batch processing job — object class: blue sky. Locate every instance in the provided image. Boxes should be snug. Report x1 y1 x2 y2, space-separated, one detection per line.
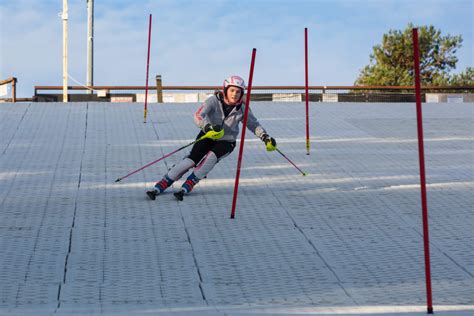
1 0 472 97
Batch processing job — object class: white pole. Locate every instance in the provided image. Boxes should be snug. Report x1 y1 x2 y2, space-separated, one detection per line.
86 0 94 94
62 0 68 102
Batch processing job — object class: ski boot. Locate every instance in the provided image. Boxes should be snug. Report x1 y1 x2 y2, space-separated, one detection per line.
174 173 199 201
146 176 173 201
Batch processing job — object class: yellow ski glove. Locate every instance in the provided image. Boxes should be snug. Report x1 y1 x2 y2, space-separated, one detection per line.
263 134 277 151
204 124 224 140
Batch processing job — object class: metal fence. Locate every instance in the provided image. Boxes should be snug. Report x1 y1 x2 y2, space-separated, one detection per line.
32 84 474 103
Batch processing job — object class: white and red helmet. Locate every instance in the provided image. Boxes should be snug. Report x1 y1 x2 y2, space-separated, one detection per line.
224 75 245 91
223 75 245 103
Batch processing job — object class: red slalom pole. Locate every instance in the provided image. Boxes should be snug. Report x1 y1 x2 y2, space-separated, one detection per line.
143 14 152 123
412 28 434 315
304 27 310 155
230 48 257 219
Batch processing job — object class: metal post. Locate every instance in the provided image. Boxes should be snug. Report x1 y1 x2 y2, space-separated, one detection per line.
86 0 94 94
156 75 163 103
12 78 17 103
62 0 68 102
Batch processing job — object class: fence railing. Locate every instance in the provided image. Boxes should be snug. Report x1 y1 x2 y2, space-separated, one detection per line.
33 84 474 103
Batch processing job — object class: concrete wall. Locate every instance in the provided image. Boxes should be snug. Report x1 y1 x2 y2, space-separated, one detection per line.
426 93 474 103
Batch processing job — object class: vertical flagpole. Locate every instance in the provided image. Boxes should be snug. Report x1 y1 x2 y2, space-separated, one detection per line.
144 14 152 123
305 27 310 155
412 27 434 315
230 48 257 219
62 0 69 102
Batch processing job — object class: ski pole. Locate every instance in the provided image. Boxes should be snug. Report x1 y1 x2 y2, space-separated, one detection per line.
276 148 307 176
115 134 209 183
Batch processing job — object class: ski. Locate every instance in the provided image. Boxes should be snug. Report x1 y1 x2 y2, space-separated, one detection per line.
146 190 157 200
174 190 184 201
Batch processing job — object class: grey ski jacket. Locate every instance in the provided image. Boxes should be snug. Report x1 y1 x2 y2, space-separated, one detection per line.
194 92 267 142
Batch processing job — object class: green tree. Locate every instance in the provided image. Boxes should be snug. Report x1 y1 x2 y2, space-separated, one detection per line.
355 24 470 86
447 67 474 85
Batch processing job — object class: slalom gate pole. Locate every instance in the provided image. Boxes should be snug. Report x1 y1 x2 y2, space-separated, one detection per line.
305 27 310 155
230 48 257 219
276 148 307 176
115 134 208 183
412 28 434 315
143 14 152 123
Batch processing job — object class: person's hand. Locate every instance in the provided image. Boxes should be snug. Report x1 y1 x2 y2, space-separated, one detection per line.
204 124 224 140
262 134 277 151
203 124 222 133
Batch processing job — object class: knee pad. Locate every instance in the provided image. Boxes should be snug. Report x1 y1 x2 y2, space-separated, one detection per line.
167 157 195 181
193 151 218 179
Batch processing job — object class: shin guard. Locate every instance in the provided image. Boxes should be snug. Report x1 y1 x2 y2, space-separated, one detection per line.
167 157 195 181
193 151 218 180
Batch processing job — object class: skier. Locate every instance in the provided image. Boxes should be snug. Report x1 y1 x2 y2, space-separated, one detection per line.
146 75 277 201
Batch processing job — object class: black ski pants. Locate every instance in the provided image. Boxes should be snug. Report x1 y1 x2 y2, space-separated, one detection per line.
188 131 236 164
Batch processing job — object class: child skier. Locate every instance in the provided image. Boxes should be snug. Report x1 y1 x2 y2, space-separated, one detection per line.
146 75 277 201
